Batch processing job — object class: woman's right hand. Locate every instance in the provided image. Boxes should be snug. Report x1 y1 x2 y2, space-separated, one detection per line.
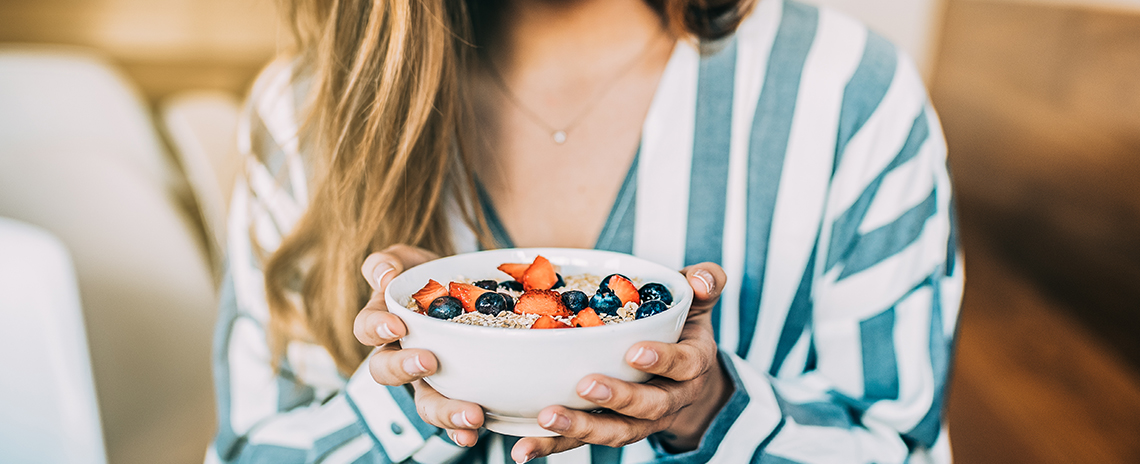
356 245 487 447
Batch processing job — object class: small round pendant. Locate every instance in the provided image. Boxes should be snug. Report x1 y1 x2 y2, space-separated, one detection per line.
552 130 567 144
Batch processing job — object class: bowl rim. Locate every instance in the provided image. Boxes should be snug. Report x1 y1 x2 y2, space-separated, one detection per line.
384 247 694 337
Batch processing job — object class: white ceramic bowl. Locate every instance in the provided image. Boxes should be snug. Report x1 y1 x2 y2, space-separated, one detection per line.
385 248 693 437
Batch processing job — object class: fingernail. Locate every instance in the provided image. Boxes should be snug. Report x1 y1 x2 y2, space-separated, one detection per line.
692 269 715 295
541 412 570 432
629 346 659 367
402 355 427 376
447 430 466 447
451 410 474 428
514 452 535 464
373 262 395 288
377 322 398 340
579 380 612 402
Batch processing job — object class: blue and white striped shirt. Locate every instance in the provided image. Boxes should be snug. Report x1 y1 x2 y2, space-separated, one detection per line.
209 1 963 463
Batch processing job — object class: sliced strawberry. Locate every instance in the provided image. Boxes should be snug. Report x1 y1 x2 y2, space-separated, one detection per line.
515 289 571 317
607 275 641 306
497 262 529 282
412 279 449 311
522 255 559 291
531 315 572 329
449 282 489 313
572 308 605 328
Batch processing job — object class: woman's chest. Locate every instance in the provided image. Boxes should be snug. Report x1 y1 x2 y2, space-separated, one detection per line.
473 82 654 249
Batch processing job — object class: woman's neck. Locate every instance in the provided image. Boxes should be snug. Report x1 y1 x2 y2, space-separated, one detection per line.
485 0 671 83
468 0 677 249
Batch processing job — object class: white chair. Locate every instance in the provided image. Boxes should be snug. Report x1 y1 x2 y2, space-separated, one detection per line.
0 218 107 464
160 91 244 270
0 46 217 464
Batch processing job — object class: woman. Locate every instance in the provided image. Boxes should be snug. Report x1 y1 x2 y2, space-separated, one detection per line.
210 0 962 462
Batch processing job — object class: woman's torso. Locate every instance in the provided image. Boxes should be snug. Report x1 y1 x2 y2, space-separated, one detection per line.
231 0 950 461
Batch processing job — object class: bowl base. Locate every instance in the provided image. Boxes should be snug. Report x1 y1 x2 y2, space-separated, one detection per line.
484 412 559 437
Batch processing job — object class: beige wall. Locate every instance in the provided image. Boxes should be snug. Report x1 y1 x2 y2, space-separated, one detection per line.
1 0 276 59
0 0 279 100
803 0 1140 78
804 0 946 78
2 0 955 97
970 0 1140 12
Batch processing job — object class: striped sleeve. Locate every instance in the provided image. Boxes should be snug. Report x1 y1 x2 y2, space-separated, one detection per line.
206 60 471 464
210 268 470 464
744 94 961 463
649 4 961 463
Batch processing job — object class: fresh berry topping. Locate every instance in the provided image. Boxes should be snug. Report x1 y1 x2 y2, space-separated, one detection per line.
589 290 622 316
427 296 463 319
606 274 640 306
500 293 516 312
498 280 524 292
598 274 631 292
412 279 448 311
561 290 589 314
497 263 529 281
572 308 605 327
515 289 571 317
552 273 565 289
448 282 489 313
475 292 509 315
531 315 572 329
474 280 499 291
635 300 669 319
638 282 673 305
522 255 559 291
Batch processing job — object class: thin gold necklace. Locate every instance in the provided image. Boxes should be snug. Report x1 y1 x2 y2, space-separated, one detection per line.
483 31 666 145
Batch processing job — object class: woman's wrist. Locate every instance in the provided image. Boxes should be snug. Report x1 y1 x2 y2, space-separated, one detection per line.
656 351 735 452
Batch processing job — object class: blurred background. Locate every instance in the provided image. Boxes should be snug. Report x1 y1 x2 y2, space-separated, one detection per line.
1 0 1139 462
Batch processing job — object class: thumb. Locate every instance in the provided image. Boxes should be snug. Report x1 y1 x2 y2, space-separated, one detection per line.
361 244 441 292
681 263 726 315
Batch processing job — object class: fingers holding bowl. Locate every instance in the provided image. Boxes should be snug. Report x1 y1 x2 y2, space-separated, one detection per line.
368 344 438 386
574 374 693 422
624 322 718 381
411 380 485 447
511 435 586 464
523 406 655 454
680 263 727 314
356 245 440 346
353 293 408 346
362 245 440 291
518 337 718 460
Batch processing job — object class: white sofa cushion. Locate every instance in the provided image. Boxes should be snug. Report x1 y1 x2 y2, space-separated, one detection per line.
0 46 217 464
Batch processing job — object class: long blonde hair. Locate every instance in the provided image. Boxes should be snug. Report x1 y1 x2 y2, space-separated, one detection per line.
266 0 756 374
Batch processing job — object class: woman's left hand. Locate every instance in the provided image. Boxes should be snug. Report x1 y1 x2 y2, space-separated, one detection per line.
511 263 733 463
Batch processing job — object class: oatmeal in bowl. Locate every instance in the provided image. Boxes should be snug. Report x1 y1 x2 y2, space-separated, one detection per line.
384 248 693 437
406 254 677 330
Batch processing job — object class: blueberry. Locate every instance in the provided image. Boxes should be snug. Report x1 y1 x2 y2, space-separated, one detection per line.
476 292 509 315
552 273 565 290
635 300 669 319
589 290 622 316
474 280 498 291
598 273 631 292
427 296 463 319
499 293 515 313
638 283 673 306
498 280 524 292
561 290 589 314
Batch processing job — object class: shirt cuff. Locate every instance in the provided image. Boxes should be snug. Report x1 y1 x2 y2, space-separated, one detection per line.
648 350 784 463
343 353 438 462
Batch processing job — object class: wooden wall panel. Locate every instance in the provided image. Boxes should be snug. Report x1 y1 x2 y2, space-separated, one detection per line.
935 2 1140 462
